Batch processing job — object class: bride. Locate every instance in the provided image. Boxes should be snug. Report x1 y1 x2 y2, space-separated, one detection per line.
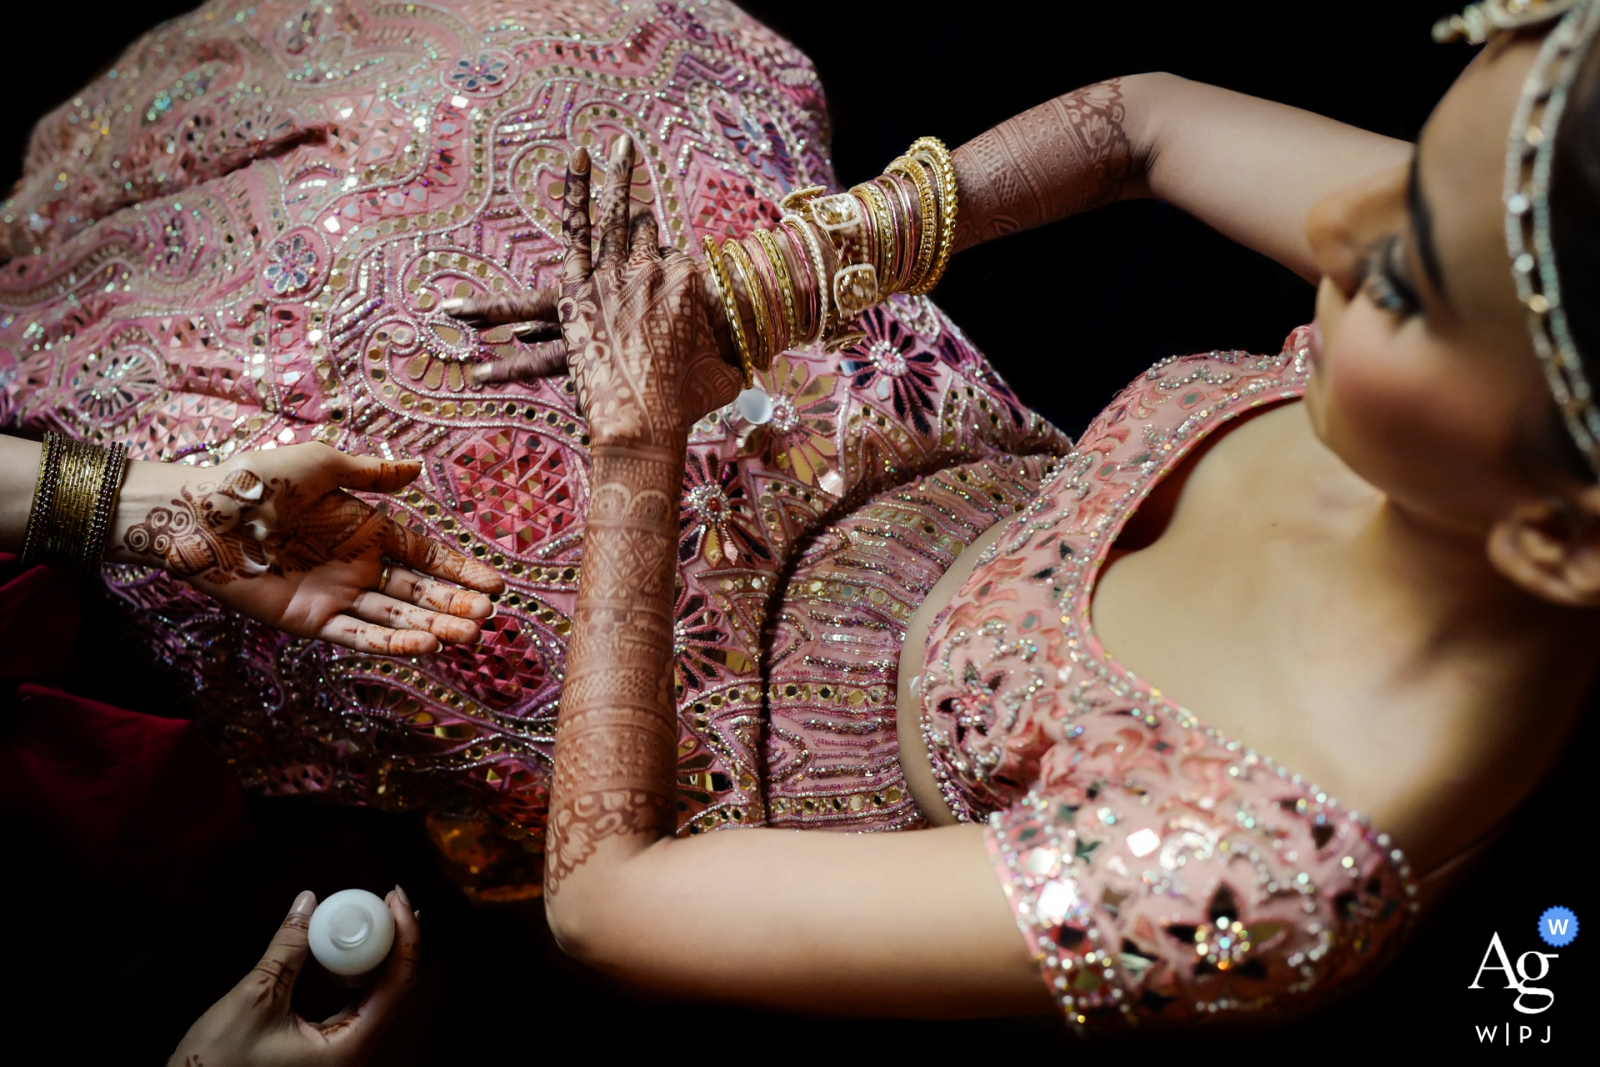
467 0 1600 1024
2 0 1593 1028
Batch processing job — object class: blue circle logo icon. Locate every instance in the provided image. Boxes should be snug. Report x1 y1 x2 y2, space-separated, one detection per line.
1539 906 1578 948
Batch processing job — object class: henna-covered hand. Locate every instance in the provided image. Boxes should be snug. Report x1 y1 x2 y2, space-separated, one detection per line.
557 137 740 446
441 147 740 393
544 136 736 897
114 442 505 656
166 889 421 1067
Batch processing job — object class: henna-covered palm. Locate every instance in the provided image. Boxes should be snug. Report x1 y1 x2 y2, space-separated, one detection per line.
117 442 505 656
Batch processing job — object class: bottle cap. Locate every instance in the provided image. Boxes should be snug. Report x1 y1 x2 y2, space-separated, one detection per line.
307 889 395 978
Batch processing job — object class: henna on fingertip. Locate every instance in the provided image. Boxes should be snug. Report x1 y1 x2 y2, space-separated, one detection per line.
510 318 562 340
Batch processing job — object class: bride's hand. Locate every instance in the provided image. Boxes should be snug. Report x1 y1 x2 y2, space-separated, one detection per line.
438 287 570 386
555 135 741 448
440 143 739 391
112 442 505 655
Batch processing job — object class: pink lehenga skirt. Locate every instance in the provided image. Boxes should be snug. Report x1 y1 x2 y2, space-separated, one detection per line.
0 0 1067 888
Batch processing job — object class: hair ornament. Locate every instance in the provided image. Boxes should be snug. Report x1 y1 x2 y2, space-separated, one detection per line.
1440 0 1600 475
1434 0 1580 45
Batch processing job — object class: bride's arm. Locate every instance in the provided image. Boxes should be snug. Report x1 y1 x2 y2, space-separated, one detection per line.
543 137 1053 1019
953 72 1413 281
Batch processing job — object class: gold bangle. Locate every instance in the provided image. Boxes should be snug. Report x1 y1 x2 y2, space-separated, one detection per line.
752 227 798 354
723 237 774 371
21 431 129 579
784 211 834 345
887 155 938 294
20 432 64 567
855 181 897 294
702 234 754 387
907 137 959 294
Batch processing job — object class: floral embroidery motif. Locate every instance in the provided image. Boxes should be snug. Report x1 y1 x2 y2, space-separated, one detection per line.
737 355 839 488
841 310 940 436
679 452 770 568
263 233 317 294
449 53 508 92
70 343 163 421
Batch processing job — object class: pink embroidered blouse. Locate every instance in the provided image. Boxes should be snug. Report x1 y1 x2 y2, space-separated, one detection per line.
919 332 1419 1029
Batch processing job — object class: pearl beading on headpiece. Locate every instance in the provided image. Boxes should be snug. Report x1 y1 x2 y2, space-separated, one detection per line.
1440 0 1600 475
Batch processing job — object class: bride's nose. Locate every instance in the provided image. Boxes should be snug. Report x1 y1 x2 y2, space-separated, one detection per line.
1306 159 1411 299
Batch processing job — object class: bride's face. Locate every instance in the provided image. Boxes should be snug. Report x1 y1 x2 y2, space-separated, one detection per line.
1303 32 1574 539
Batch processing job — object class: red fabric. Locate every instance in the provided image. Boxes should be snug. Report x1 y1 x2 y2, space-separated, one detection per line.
0 554 253 891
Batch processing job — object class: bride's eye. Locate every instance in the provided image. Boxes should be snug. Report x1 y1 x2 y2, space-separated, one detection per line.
1361 233 1421 317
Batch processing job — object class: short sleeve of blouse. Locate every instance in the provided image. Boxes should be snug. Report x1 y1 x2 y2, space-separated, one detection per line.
983 733 1415 1030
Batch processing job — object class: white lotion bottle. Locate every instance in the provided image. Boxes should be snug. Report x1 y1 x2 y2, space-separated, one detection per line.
307 889 395 986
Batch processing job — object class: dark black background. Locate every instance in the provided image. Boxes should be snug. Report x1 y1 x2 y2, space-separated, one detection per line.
1 1 1589 1062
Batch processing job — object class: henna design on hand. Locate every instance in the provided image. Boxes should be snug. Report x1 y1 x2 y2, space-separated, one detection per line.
544 138 738 893
125 469 390 585
952 79 1134 250
441 287 560 326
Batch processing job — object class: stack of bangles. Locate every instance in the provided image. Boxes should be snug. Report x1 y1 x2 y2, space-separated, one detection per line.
702 136 957 386
19 430 131 579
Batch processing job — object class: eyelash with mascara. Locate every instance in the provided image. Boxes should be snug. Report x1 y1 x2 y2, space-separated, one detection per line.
1361 233 1421 316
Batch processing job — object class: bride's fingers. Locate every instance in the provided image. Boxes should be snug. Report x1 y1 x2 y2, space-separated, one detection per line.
628 208 662 261
510 319 562 341
594 134 636 271
438 289 559 325
381 565 494 620
469 339 568 386
318 615 441 656
347 591 481 645
561 148 593 285
380 519 505 594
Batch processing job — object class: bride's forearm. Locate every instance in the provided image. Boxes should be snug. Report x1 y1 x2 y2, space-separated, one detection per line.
952 72 1412 281
952 77 1143 251
544 441 684 913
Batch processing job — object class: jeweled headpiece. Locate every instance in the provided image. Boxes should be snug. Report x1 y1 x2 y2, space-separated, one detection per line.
1438 0 1600 475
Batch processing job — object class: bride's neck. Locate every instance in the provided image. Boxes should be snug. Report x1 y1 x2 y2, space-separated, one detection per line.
1358 495 1600 669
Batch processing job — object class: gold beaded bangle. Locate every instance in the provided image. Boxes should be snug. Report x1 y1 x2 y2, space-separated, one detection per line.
21 431 130 579
723 237 775 371
887 155 938 294
702 234 755 387
856 181 897 292
19 433 65 568
907 137 959 295
752 227 798 354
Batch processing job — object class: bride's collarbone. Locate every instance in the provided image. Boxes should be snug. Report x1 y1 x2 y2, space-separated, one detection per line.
1088 405 1547 862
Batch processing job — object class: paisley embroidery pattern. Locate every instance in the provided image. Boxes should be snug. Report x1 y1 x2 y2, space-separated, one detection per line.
0 2 1064 859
